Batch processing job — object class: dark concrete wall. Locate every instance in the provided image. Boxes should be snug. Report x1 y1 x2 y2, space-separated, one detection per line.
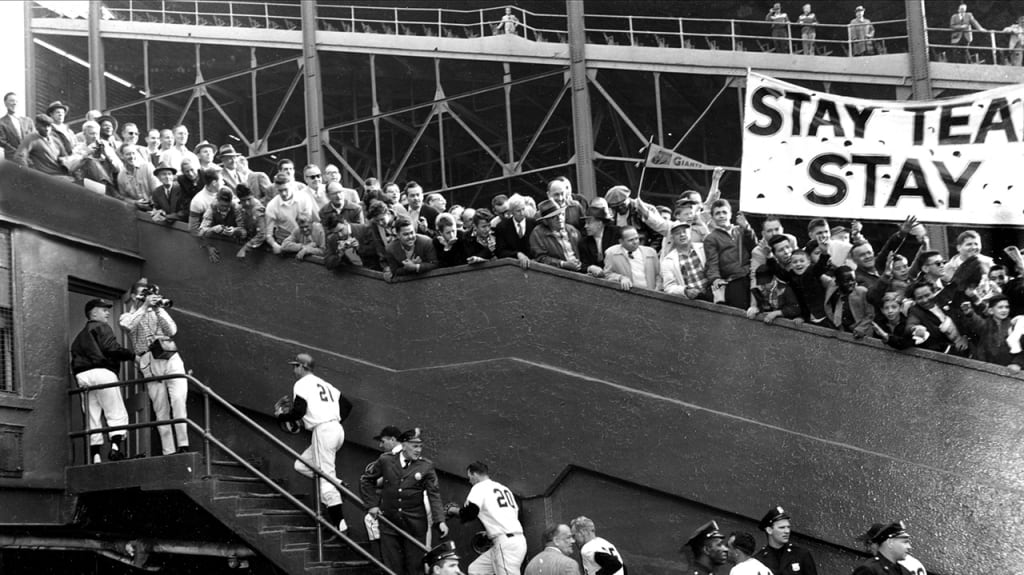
133 219 1024 575
2 162 1022 573
0 166 143 523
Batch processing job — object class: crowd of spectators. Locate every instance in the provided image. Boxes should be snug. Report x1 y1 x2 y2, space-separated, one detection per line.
6 93 1024 372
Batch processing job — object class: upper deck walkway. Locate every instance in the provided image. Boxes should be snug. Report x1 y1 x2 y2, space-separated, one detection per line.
29 1 1024 92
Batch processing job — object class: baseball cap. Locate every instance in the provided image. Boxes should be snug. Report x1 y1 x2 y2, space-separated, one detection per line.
373 426 403 441
84 298 113 316
287 353 315 370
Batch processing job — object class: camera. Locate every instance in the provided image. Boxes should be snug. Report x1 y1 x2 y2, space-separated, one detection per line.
140 285 173 308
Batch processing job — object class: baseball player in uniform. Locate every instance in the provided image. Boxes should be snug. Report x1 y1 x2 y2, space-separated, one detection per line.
445 461 526 575
70 298 136 463
570 516 626 575
276 353 348 535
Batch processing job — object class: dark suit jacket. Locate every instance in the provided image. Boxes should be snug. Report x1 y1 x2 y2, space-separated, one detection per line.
579 226 621 270
434 237 470 268
906 304 956 353
152 184 187 223
354 223 390 271
0 114 34 160
359 452 444 532
407 204 440 234
385 235 439 275
320 201 364 225
494 216 536 259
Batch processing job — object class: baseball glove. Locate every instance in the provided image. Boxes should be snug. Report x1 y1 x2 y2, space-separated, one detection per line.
471 530 493 554
273 394 293 417
274 395 302 435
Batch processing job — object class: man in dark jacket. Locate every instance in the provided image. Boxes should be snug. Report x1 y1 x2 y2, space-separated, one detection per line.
360 428 448 575
70 298 136 463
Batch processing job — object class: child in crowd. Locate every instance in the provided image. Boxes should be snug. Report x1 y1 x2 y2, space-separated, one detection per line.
960 294 1021 370
871 292 922 349
747 266 801 324
784 248 831 326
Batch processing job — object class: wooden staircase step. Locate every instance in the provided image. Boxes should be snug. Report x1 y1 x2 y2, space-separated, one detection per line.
231 494 303 511
213 476 279 496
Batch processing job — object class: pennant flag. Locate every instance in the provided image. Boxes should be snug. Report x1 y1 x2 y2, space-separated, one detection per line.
644 143 723 170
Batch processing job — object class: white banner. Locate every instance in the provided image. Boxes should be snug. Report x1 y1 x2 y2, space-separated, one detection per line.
741 71 1024 225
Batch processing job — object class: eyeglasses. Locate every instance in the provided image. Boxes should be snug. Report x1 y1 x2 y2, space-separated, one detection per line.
126 131 138 136
307 174 322 179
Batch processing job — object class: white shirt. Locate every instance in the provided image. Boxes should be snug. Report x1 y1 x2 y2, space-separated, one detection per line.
466 478 523 537
731 557 773 575
900 555 927 575
580 537 624 575
292 373 342 430
626 249 649 289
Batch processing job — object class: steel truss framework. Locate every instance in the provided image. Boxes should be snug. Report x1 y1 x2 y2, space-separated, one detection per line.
29 2 911 204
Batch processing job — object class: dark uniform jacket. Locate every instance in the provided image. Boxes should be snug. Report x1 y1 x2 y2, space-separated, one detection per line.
359 452 444 530
70 320 135 375
852 554 911 575
754 543 818 575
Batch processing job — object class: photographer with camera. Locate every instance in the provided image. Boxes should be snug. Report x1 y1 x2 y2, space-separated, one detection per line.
118 277 190 456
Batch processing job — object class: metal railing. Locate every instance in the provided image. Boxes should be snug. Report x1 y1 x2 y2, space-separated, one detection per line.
41 1 1024 65
33 2 920 58
68 372 427 572
926 26 1024 66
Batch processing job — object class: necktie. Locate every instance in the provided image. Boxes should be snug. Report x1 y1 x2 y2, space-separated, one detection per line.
628 251 634 260
517 221 524 238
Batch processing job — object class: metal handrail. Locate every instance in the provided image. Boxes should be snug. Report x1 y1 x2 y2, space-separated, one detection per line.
52 2 1020 61
68 372 429 567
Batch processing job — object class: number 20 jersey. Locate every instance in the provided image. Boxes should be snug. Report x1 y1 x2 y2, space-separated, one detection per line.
466 478 523 536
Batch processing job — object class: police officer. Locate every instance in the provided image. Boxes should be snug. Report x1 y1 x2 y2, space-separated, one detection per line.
753 506 818 575
852 522 914 575
683 520 729 575
360 428 449 575
424 540 463 575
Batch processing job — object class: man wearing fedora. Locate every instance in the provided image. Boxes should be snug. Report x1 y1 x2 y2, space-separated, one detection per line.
151 162 187 224
529 199 582 271
46 101 75 156
194 140 217 171
361 427 449 575
0 92 33 160
579 205 620 277
219 143 273 200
